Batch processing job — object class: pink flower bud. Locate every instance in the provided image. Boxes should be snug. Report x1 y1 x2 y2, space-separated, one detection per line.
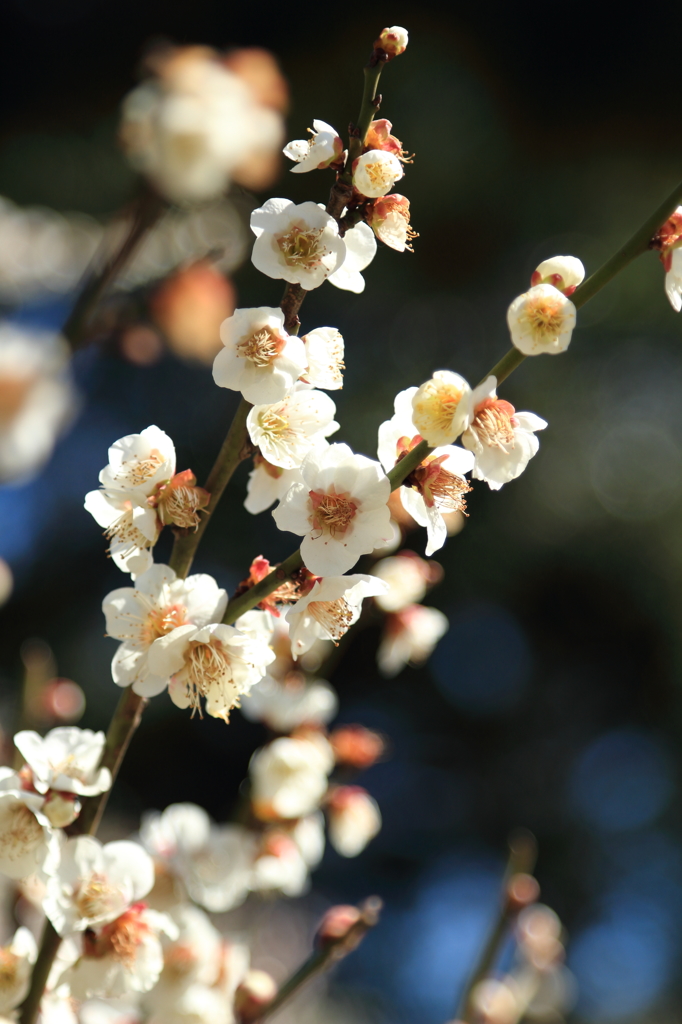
374 26 409 59
330 725 385 769
316 904 363 946
234 969 278 1021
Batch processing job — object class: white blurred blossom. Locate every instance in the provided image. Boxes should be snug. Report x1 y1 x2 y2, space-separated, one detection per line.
250 735 333 819
241 673 338 731
327 786 381 857
378 604 448 676
0 768 58 880
0 926 37 1014
14 727 111 798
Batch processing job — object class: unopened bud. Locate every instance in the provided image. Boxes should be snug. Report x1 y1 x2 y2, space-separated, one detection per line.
153 470 210 531
327 786 382 857
330 725 385 769
150 261 235 365
506 872 540 912
42 790 81 828
471 978 520 1024
530 255 584 297
234 969 277 1022
374 26 409 59
317 904 363 946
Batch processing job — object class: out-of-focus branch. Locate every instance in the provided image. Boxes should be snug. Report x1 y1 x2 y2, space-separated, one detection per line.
244 898 383 1024
18 921 62 1024
456 830 538 1024
62 187 165 348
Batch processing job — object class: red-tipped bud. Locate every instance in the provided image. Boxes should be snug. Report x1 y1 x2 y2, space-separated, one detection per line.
234 969 278 1022
330 725 385 769
506 872 541 912
374 26 409 59
317 905 363 946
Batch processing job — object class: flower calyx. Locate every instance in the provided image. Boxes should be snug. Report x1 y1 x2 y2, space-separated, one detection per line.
651 207 682 270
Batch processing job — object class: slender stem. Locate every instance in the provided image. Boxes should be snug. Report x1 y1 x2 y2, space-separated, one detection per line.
62 187 164 348
345 60 386 178
457 831 537 1024
223 550 304 624
18 921 62 1024
248 897 382 1023
169 398 253 580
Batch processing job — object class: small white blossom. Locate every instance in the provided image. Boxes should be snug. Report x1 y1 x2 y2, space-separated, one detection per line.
44 836 155 936
98 426 176 502
140 803 211 865
244 457 304 515
285 574 388 657
62 905 177 1000
532 255 585 294
147 904 223 1007
300 327 345 389
327 222 377 294
250 199 346 289
250 735 333 819
83 489 160 576
14 727 111 797
378 604 448 676
376 26 409 56
212 306 307 405
176 825 255 913
120 49 282 204
372 552 433 612
241 673 338 731
103 564 227 698
246 389 337 470
412 370 472 447
353 150 403 198
283 120 344 173
666 248 682 311
0 926 37 1013
461 376 547 490
147 612 275 722
507 283 576 356
250 832 309 897
0 324 75 483
327 787 381 857
378 387 474 556
272 442 392 576
368 194 414 252
0 768 58 880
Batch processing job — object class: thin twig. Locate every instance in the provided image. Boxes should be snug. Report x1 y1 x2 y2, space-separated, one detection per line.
17 921 62 1024
456 830 537 1023
247 897 382 1023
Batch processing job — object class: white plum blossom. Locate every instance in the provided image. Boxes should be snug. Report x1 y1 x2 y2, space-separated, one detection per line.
14 727 111 798
353 150 403 198
120 48 283 204
241 673 338 731
283 120 344 173
249 735 333 820
378 604 449 676
272 442 392 576
147 611 275 723
285 574 388 657
175 825 255 913
140 803 211 866
0 324 75 483
376 26 409 57
246 388 338 470
372 552 433 612
62 905 177 1000
84 426 176 575
103 564 227 698
328 222 377 294
300 327 345 389
244 457 304 515
250 199 346 289
147 984 231 1024
146 904 223 1009
0 768 58 879
378 387 474 556
250 832 310 897
531 255 585 294
368 194 414 252
412 370 472 447
327 787 382 857
665 248 682 311
461 376 547 490
43 836 155 935
212 306 307 405
507 283 576 356
0 926 37 1014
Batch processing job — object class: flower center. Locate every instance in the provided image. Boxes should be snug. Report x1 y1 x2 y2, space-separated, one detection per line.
115 448 165 487
141 603 188 646
364 161 393 189
107 906 149 966
309 488 358 537
236 327 284 368
520 295 565 340
257 408 297 446
177 639 239 722
410 456 472 512
472 398 517 448
309 598 354 641
0 948 19 989
76 873 120 922
413 383 464 437
277 225 328 269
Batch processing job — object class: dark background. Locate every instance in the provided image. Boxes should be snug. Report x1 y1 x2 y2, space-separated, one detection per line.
1 1 682 1020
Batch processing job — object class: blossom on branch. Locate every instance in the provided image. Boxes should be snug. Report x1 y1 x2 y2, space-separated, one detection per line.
374 26 409 59
14 727 112 797
300 327 345 389
241 672 338 731
272 442 392 576
250 199 346 289
412 370 472 446
364 119 410 162
531 255 585 296
665 248 682 311
285 574 388 657
152 471 210 531
244 455 304 515
0 768 58 879
378 604 449 676
327 222 377 294
246 388 337 469
147 611 275 722
283 120 344 173
507 283 576 355
368 195 416 252
212 306 307 405
103 564 227 698
84 489 160 576
250 734 333 820
327 786 381 857
353 150 403 199
372 550 441 612
461 376 547 489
